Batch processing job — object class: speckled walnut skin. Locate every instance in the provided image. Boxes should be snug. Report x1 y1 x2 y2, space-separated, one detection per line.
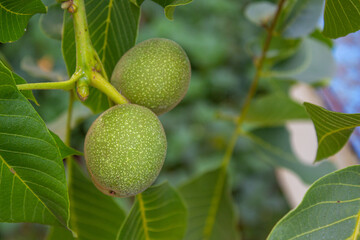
111 38 191 115
84 104 167 197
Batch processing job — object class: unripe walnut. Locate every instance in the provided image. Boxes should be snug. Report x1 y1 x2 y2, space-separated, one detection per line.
111 38 191 115
84 104 167 197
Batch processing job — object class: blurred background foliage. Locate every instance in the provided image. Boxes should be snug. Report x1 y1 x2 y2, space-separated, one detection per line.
0 0 321 239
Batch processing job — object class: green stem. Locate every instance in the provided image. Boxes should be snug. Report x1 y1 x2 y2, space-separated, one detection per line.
66 92 75 146
221 0 286 169
91 72 129 105
70 0 127 104
17 71 82 91
72 0 94 73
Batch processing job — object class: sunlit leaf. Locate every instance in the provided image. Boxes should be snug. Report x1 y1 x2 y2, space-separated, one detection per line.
323 0 360 38
0 61 69 227
0 0 46 43
243 127 336 184
68 160 126 240
62 0 140 113
117 182 187 240
179 167 239 240
245 94 309 126
268 165 360 240
304 102 360 162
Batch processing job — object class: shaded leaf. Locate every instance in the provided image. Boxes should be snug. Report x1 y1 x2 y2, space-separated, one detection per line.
243 127 336 184
268 165 360 240
304 102 360 162
280 0 324 39
245 94 309 126
49 131 82 159
40 3 63 40
68 159 126 240
0 61 69 227
131 0 193 20
266 38 335 84
323 0 360 38
244 1 277 26
47 227 74 240
179 167 239 240
117 182 187 240
62 0 140 113
0 0 46 43
310 29 333 48
152 0 194 20
7 61 38 104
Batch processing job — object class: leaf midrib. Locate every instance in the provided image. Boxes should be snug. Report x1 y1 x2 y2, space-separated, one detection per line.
101 0 114 66
318 125 358 146
137 193 150 240
0 154 64 226
0 2 32 16
202 167 227 240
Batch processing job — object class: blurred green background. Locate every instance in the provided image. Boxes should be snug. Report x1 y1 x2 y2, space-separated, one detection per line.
0 0 290 239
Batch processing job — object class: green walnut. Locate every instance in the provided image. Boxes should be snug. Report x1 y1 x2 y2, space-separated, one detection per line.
111 38 191 115
84 104 167 197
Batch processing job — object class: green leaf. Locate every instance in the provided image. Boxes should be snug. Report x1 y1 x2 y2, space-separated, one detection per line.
62 0 141 113
179 167 239 240
5 60 38 104
266 38 335 84
151 0 193 20
245 94 309 126
310 29 333 48
244 1 277 26
49 131 83 159
323 0 360 38
47 227 74 240
243 127 336 184
304 102 360 162
68 160 126 240
0 0 47 43
268 165 360 240
130 0 192 20
117 182 187 240
0 61 69 227
40 3 63 40
280 0 324 38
